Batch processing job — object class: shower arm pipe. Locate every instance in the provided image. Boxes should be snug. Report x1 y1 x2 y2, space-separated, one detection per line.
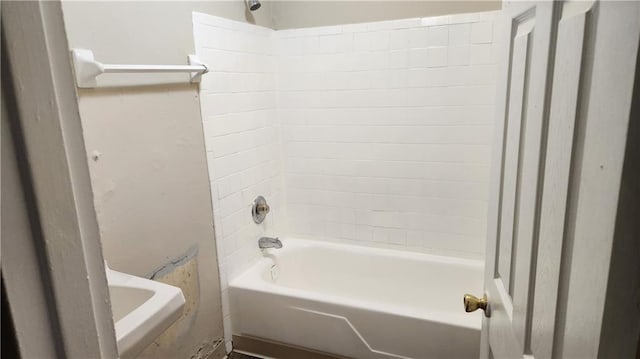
71 48 209 88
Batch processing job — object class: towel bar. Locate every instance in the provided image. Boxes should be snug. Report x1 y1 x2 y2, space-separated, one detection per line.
71 48 208 88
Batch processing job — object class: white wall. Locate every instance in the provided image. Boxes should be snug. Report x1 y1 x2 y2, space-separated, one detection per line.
193 13 283 353
272 1 500 29
62 1 273 65
277 12 499 257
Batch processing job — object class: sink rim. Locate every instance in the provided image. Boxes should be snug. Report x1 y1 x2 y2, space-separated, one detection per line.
106 265 185 359
109 285 155 322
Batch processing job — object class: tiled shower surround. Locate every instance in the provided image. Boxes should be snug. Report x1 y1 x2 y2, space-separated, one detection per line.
194 10 499 350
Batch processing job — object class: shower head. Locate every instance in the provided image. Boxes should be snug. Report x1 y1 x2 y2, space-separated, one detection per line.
247 0 261 11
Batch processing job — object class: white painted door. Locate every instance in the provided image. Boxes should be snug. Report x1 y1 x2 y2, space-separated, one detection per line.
474 1 640 358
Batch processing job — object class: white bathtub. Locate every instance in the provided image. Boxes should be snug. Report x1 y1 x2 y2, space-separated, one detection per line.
230 238 483 359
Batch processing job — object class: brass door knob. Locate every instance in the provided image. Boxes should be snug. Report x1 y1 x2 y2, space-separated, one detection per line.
463 294 490 317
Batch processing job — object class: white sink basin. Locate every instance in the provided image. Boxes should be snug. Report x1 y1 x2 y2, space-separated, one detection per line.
106 263 185 359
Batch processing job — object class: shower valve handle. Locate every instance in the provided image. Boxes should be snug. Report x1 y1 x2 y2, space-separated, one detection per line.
256 202 270 214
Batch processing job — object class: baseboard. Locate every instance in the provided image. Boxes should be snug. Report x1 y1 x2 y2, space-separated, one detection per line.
232 334 347 359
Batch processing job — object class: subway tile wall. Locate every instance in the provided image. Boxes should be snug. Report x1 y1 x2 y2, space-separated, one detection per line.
194 10 499 351
193 13 282 352
276 11 499 257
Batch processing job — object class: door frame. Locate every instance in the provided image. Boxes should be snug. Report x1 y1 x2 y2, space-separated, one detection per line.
2 1 118 357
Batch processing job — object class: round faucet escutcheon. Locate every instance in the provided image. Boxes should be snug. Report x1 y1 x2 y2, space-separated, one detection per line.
252 195 270 224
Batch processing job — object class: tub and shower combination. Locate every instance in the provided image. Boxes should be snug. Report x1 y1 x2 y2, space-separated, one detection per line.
193 8 498 358
230 238 483 358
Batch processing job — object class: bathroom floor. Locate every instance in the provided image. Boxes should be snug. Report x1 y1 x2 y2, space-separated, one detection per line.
227 351 260 359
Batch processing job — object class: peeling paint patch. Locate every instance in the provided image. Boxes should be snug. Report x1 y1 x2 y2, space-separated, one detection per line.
148 245 198 280
138 247 201 358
